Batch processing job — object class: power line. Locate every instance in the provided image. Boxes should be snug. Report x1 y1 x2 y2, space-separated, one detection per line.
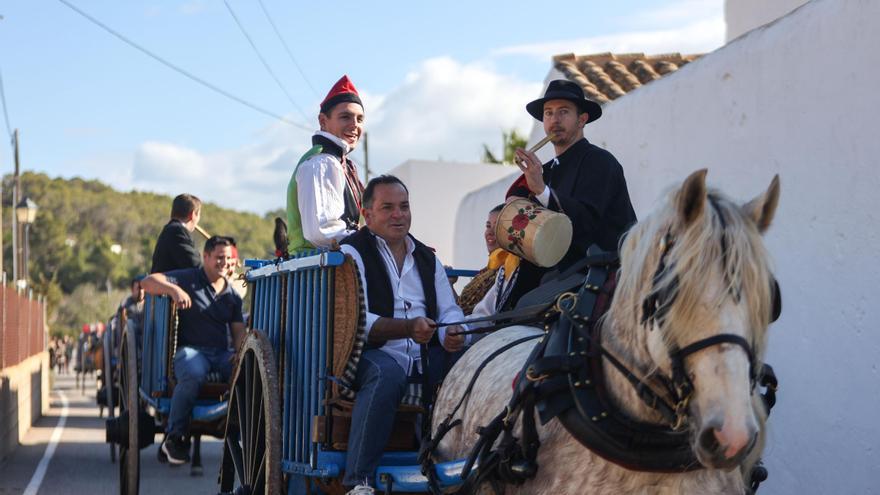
56 0 313 132
255 0 320 99
222 0 310 122
0 66 13 143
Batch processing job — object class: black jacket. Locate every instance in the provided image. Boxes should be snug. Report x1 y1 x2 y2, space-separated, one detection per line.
506 138 636 308
150 219 202 273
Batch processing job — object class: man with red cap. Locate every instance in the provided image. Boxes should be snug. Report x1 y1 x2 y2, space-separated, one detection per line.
503 79 637 309
286 75 366 254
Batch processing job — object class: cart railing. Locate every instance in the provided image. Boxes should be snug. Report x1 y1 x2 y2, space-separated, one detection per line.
246 250 345 471
140 294 173 397
246 251 479 492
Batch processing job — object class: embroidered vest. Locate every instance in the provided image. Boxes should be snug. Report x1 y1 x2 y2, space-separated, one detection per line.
286 136 361 253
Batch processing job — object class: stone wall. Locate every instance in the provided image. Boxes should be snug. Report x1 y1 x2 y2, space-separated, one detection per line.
0 352 49 462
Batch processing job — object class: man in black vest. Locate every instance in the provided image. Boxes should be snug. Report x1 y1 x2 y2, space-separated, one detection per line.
505 79 637 308
339 175 467 490
150 193 203 273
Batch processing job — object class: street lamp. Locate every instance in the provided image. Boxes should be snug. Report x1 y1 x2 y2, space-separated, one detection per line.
15 197 38 288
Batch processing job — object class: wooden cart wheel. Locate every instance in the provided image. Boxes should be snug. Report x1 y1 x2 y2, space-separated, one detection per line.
218 331 281 495
104 326 117 463
118 328 140 495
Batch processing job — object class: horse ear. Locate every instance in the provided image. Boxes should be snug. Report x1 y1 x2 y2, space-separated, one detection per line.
676 169 708 227
742 174 780 233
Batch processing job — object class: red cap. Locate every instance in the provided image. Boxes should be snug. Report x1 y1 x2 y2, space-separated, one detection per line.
320 75 363 113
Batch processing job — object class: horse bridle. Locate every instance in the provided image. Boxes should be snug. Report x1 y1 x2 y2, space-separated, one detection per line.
611 196 780 430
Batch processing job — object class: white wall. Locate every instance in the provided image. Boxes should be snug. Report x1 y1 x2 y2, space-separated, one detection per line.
725 0 811 42
513 0 878 492
387 160 516 266
453 171 519 270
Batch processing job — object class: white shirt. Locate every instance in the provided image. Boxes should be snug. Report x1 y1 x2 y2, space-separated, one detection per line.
534 158 560 207
467 268 515 328
340 234 469 375
296 131 358 248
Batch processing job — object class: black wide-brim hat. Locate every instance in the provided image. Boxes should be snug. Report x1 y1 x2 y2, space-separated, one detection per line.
526 79 602 124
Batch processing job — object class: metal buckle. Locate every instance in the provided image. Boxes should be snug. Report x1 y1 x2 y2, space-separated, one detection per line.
502 406 514 428
554 291 578 314
525 366 549 383
672 395 690 431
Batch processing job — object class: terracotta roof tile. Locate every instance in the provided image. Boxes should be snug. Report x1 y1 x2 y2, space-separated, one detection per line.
552 52 702 104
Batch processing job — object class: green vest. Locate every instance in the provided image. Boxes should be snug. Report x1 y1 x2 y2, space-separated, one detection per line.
286 145 324 254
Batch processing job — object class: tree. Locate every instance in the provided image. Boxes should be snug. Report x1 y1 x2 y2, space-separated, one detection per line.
2 171 277 330
482 129 528 165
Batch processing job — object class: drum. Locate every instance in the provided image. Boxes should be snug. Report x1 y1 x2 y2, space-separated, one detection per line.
495 198 572 267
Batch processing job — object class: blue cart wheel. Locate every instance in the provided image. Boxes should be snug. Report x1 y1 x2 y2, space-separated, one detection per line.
118 328 140 495
104 323 117 463
218 331 282 495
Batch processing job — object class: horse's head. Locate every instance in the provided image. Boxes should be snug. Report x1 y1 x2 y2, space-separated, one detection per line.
611 169 780 471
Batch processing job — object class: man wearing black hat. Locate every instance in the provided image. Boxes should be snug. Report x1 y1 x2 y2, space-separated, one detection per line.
504 79 637 308
286 75 366 254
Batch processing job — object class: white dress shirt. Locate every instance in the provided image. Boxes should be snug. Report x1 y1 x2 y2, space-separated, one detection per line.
467 267 516 329
340 234 468 375
534 158 560 207
296 131 359 248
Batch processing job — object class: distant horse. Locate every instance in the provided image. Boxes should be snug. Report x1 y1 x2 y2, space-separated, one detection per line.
433 170 780 494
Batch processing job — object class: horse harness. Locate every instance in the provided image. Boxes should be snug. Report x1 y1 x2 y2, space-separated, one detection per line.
421 241 781 494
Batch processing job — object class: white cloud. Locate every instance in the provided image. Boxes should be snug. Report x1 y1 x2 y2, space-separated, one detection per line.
626 0 724 29
179 1 207 15
127 138 305 214
111 57 540 214
103 0 725 215
366 57 542 173
492 5 724 59
133 141 206 182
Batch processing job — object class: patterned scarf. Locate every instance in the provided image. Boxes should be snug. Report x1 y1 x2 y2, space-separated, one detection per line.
341 155 365 211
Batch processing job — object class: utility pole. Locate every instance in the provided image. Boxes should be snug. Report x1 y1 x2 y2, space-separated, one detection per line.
362 131 371 182
11 129 19 284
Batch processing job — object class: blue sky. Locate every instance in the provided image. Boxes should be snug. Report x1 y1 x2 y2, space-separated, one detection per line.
0 0 724 213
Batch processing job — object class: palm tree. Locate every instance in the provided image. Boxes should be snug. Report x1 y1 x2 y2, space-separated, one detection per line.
482 129 528 165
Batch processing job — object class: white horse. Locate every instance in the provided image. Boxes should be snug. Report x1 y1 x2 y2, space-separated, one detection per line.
433 170 780 494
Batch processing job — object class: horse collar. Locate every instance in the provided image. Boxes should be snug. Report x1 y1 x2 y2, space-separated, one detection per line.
530 256 775 472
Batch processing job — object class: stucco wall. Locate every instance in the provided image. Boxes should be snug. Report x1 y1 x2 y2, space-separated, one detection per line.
387 160 516 266
725 0 811 42
506 0 877 492
0 352 49 462
453 172 519 270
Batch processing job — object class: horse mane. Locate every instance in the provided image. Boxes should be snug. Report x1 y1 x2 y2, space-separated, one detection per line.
601 186 775 485
608 187 774 364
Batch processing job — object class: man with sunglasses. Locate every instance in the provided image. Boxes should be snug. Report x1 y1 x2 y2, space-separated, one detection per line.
140 235 245 465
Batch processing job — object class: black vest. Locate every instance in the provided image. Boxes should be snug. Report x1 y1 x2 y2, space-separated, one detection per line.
341 227 438 322
312 134 360 230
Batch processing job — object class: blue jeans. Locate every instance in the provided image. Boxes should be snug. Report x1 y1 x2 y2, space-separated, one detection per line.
166 346 234 437
343 349 408 487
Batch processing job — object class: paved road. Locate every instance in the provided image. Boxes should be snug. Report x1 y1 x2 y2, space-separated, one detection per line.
0 373 224 495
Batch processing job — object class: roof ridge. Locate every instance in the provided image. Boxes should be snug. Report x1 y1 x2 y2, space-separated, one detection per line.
551 51 703 103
